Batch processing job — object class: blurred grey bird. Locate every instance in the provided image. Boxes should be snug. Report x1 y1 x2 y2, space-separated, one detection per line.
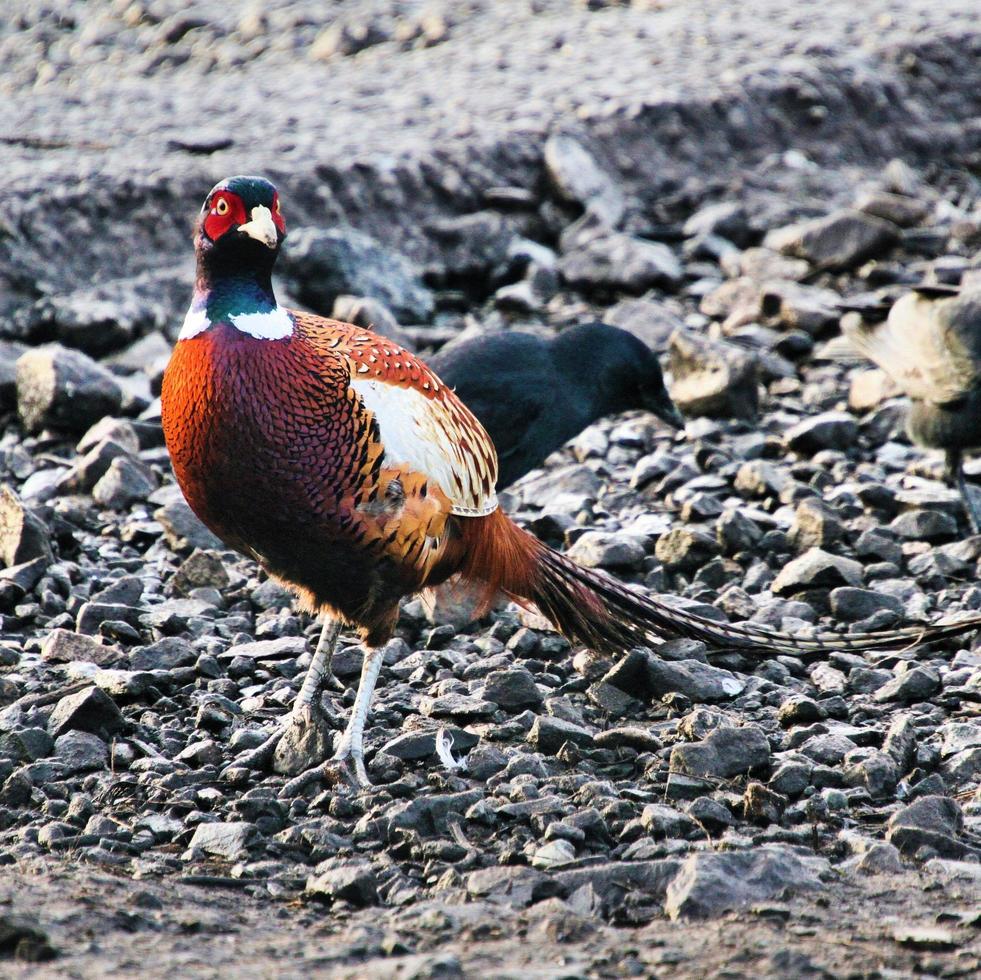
841 284 981 533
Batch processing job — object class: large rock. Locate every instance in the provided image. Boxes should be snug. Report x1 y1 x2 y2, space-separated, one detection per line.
663 845 827 919
559 233 682 293
771 548 862 596
764 209 900 269
0 486 53 568
47 686 125 739
305 859 379 906
16 344 123 434
186 821 258 860
670 724 771 779
886 796 978 860
544 133 625 226
279 226 434 322
784 412 859 454
667 329 758 419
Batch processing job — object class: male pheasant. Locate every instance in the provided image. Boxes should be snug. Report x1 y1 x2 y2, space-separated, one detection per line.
162 176 981 789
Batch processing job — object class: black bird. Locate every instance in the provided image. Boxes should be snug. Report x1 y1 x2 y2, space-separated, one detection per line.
841 284 981 532
429 322 684 489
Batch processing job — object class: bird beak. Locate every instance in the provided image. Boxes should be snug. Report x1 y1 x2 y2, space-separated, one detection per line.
645 389 685 430
238 205 279 249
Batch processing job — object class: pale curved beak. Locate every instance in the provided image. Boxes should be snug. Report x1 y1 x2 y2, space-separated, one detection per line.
238 205 278 248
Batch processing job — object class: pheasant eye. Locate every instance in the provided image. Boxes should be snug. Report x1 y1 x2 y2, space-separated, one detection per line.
215 198 229 216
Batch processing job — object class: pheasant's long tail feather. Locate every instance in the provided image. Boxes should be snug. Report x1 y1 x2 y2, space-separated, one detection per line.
460 512 981 657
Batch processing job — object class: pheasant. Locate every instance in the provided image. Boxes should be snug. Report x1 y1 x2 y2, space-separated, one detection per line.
429 323 684 489
162 176 981 790
841 284 981 533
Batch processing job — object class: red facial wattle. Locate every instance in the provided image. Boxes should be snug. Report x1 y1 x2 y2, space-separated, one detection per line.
203 191 248 242
271 192 286 234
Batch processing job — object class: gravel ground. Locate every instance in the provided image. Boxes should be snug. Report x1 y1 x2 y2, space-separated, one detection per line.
1 2 981 976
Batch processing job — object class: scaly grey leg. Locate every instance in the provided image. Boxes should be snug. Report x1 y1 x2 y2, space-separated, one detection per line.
281 646 385 795
232 618 341 772
948 449 981 535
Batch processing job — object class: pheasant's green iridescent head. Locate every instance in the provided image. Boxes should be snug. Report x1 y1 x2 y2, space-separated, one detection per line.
196 175 286 262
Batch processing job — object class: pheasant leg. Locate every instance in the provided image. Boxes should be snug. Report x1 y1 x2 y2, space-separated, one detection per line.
281 646 384 794
233 617 341 771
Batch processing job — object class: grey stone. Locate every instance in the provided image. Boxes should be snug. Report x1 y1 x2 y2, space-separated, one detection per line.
889 509 958 542
640 803 700 839
40 629 119 667
830 587 902 622
603 298 684 350
646 658 745 702
664 845 826 919
280 226 433 322
566 531 646 569
654 528 721 573
788 498 843 551
771 548 862 596
16 344 123 434
47 686 124 739
764 209 899 269
784 412 858 454
382 726 478 761
466 866 555 908
482 668 544 710
53 730 108 774
683 201 751 246
670 724 770 779
186 821 258 860
873 667 941 704
668 329 759 420
129 637 196 671
0 486 53 568
559 233 682 293
544 133 625 225
886 796 978 859
154 498 224 552
529 716 594 754
305 859 378 906
92 456 158 509
171 549 230 595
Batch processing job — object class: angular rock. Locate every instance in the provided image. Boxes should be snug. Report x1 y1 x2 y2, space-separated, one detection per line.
40 630 118 667
668 329 758 420
566 531 645 569
784 412 858 454
771 548 862 596
645 657 745 702
53 730 108 774
788 498 843 552
47 686 125 739
764 209 899 269
529 716 594 754
279 226 433 322
306 859 378 906
664 845 826 919
670 724 770 779
559 233 682 293
16 344 123 434
92 456 158 509
654 528 720 573
544 133 624 225
873 667 941 704
0 485 53 568
482 668 544 710
186 821 258 860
